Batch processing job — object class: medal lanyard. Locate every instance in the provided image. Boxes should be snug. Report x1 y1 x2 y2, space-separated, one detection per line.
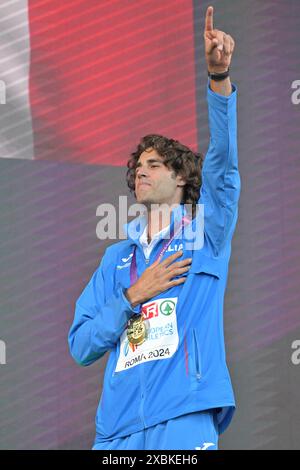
130 215 191 285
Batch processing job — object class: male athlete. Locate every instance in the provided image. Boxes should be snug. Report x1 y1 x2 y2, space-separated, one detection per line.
68 6 240 450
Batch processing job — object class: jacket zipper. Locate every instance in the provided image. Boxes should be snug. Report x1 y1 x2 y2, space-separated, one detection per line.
135 240 150 265
192 329 201 381
133 241 148 427
139 362 147 428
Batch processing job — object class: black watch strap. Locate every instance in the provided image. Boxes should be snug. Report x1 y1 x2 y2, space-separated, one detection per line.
208 68 230 81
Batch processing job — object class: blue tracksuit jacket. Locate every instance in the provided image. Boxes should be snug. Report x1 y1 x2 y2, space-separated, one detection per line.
68 80 241 441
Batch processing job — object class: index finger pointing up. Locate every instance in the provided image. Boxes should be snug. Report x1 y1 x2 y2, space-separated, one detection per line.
205 5 214 32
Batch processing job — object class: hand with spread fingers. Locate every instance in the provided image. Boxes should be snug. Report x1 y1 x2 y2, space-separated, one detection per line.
204 5 235 74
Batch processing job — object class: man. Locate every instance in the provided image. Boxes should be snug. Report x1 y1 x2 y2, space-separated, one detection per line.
68 6 240 450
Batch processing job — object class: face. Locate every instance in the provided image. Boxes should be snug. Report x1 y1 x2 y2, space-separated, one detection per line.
134 148 185 207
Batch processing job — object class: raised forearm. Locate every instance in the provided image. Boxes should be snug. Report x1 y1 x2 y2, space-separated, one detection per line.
209 76 232 96
204 6 235 98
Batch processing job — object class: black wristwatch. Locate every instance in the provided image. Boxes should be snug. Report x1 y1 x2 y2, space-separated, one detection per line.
208 68 230 81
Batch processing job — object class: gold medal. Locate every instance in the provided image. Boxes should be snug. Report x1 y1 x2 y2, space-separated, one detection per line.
127 314 147 346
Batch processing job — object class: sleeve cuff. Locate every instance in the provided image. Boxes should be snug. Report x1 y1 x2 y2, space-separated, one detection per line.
207 78 237 112
120 286 142 315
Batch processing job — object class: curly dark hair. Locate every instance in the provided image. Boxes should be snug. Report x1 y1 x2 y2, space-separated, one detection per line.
126 134 204 219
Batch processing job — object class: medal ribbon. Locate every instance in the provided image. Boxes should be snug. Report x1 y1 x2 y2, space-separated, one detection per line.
130 215 191 286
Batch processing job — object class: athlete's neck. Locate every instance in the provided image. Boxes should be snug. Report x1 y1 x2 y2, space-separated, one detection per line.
147 203 180 243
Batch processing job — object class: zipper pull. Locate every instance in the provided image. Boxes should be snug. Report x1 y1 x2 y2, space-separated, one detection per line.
145 258 150 264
